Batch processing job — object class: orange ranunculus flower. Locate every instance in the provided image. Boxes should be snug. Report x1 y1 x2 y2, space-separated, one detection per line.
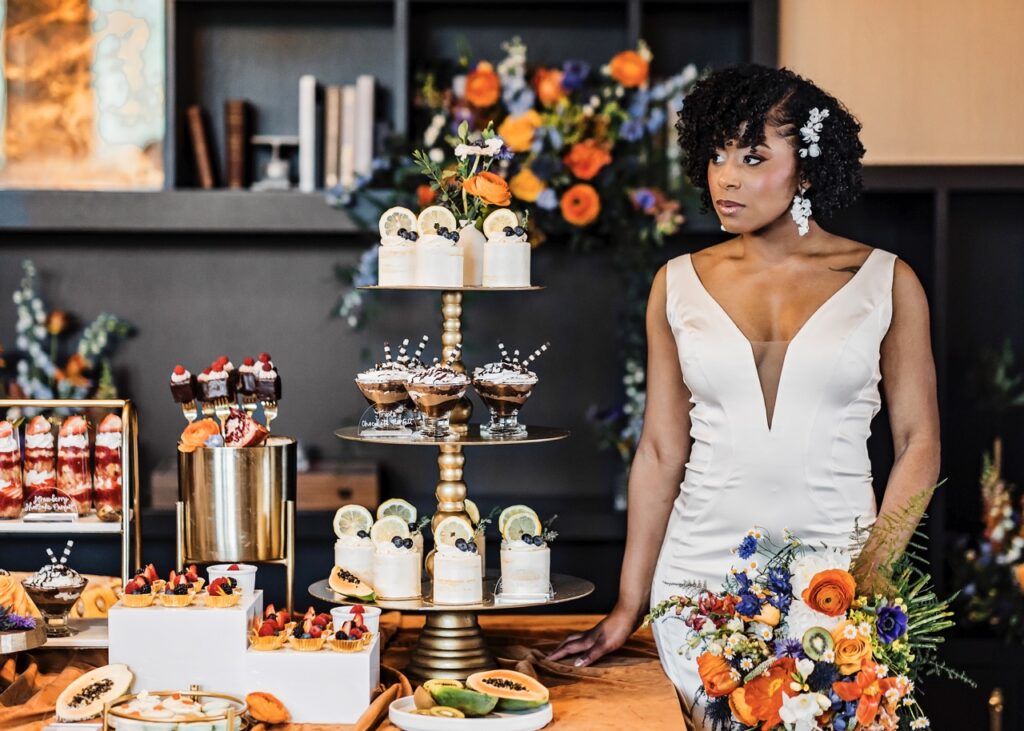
509 168 545 203
465 61 500 108
497 111 543 153
560 184 601 227
609 49 649 88
563 139 612 181
417 184 436 208
696 653 740 698
802 569 857 617
463 171 511 207
729 688 759 726
533 68 566 106
179 418 221 453
743 657 796 729
752 603 781 627
831 620 873 675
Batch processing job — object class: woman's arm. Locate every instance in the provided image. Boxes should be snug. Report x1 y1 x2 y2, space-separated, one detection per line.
852 259 941 592
547 264 693 666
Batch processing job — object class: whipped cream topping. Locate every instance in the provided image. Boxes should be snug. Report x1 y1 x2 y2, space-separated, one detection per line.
409 364 469 387
502 539 547 552
0 434 17 453
357 361 412 383
381 235 414 248
418 234 457 249
374 540 416 556
473 361 538 385
207 370 228 381
336 534 372 548
24 469 55 485
436 543 478 558
258 367 279 381
238 362 257 375
96 431 122 450
25 432 54 450
486 232 529 244
24 562 84 589
58 433 88 450
196 371 210 383
170 369 192 384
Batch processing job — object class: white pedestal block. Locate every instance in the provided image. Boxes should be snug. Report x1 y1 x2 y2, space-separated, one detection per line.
109 590 380 723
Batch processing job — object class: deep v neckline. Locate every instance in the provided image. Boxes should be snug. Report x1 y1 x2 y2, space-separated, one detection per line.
686 248 878 433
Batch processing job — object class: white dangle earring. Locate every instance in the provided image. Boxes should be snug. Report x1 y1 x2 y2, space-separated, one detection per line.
790 186 811 236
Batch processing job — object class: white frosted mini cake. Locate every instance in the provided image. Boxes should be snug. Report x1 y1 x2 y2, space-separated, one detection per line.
482 228 530 287
499 539 551 597
432 543 483 605
372 539 421 600
334 534 374 585
415 234 463 288
378 235 416 286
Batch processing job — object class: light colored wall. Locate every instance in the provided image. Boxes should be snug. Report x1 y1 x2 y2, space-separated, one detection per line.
779 0 1024 165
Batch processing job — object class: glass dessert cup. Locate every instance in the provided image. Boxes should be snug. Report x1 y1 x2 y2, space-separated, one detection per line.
355 378 412 435
473 378 537 437
405 382 468 438
22 576 88 637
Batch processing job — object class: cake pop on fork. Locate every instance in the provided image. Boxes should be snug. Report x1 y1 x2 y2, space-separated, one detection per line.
169 365 200 422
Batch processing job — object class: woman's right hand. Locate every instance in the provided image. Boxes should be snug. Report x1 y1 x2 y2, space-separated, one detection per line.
545 607 641 668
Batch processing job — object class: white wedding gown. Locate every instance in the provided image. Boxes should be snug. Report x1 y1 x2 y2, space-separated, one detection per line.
649 248 897 729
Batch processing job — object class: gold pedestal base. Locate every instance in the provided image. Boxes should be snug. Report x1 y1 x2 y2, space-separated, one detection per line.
405 611 497 681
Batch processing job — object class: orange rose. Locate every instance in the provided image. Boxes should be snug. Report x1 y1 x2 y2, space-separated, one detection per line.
465 62 500 108
179 419 221 453
563 140 612 181
831 621 873 675
463 171 511 206
696 653 740 698
509 168 545 203
497 111 543 153
560 184 601 227
729 688 759 726
744 657 796 728
416 184 436 208
609 50 649 88
534 68 566 107
752 603 781 627
802 569 857 617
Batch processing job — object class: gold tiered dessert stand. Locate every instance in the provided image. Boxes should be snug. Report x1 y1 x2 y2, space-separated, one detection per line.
310 285 594 681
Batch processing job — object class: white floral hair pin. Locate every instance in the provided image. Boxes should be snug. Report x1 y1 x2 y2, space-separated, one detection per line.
798 107 829 158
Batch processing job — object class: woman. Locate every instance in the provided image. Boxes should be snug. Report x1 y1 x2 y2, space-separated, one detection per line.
548 65 940 728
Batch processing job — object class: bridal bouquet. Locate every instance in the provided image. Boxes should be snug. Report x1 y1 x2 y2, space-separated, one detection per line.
645 528 964 731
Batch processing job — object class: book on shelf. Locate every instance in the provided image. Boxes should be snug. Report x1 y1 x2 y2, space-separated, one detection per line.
354 74 375 179
224 99 249 189
298 75 320 192
324 85 342 189
339 84 357 190
186 105 216 189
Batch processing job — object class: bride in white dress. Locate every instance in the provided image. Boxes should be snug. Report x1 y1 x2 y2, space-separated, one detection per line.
548 65 940 729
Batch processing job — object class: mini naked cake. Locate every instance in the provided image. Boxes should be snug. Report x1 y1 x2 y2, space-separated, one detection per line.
415 233 464 288
482 226 531 287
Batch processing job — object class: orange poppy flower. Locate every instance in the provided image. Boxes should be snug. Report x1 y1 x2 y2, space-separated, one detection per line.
465 62 500 108
463 172 511 207
563 140 612 181
802 569 857 616
696 653 740 698
560 184 601 227
609 50 649 88
728 688 759 726
534 68 566 107
833 663 904 727
743 657 796 730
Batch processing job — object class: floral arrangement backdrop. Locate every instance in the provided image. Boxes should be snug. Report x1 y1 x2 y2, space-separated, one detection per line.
333 39 704 494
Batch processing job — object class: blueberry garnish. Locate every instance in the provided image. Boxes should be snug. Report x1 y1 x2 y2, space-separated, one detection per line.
408 522 417 531
173 584 189 595
403 537 414 549
503 226 514 236
398 227 408 236
532 535 544 546
468 540 478 553
392 536 404 548
521 534 533 544
408 231 419 241
514 226 525 236
357 529 369 539
456 538 467 549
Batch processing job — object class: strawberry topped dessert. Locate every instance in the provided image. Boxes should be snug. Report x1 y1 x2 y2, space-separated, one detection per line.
93 414 123 520
23 416 59 511
0 420 23 519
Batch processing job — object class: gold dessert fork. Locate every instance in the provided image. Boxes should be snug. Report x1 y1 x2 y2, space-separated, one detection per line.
180 400 200 423
261 400 278 428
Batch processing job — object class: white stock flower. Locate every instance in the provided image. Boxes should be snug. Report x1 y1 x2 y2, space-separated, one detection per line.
778 692 830 730
785 600 842 641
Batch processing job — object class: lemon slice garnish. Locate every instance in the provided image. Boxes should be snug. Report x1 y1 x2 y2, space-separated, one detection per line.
482 208 520 239
463 498 480 526
333 505 374 538
502 512 543 542
378 206 418 238
370 515 411 544
377 498 417 525
498 505 536 535
433 515 475 547
417 205 458 237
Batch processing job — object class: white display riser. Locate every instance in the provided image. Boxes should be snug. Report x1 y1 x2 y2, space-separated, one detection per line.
109 591 380 724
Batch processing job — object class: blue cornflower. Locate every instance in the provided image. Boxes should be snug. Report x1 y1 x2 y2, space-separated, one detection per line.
766 566 792 594
536 189 558 211
620 119 645 142
737 535 758 560
735 593 763 618
561 60 591 91
768 592 792 612
733 571 753 592
494 145 515 161
630 188 657 211
775 638 805 659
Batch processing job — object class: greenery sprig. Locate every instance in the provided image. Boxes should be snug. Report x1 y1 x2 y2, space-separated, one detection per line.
541 514 559 544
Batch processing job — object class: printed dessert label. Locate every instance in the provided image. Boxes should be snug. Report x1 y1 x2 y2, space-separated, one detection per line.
23 487 77 516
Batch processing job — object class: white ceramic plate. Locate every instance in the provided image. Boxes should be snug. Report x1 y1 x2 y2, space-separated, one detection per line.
388 696 553 731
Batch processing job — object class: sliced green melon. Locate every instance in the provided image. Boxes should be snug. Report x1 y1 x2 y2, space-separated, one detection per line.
56 663 133 721
467 669 549 710
428 686 498 717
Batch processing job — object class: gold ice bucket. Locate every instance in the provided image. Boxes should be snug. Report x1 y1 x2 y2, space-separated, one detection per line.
178 437 297 562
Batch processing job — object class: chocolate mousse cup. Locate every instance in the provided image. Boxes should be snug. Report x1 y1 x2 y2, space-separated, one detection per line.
473 379 536 436
22 574 87 637
355 378 410 432
405 382 467 438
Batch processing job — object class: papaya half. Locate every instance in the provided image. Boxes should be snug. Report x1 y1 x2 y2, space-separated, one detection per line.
466 669 549 711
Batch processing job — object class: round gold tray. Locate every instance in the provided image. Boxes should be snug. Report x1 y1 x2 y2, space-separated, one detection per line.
358 285 543 291
309 572 594 612
335 425 569 446
103 689 248 731
0 625 46 654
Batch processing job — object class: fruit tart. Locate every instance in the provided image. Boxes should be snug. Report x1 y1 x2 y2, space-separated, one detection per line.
159 570 196 607
328 604 373 652
121 572 157 608
204 576 241 608
287 609 328 652
249 604 291 651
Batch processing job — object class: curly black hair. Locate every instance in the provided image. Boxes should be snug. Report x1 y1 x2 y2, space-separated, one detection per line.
677 64 866 219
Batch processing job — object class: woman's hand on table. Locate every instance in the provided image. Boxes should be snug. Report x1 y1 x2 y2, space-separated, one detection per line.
545 606 639 668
